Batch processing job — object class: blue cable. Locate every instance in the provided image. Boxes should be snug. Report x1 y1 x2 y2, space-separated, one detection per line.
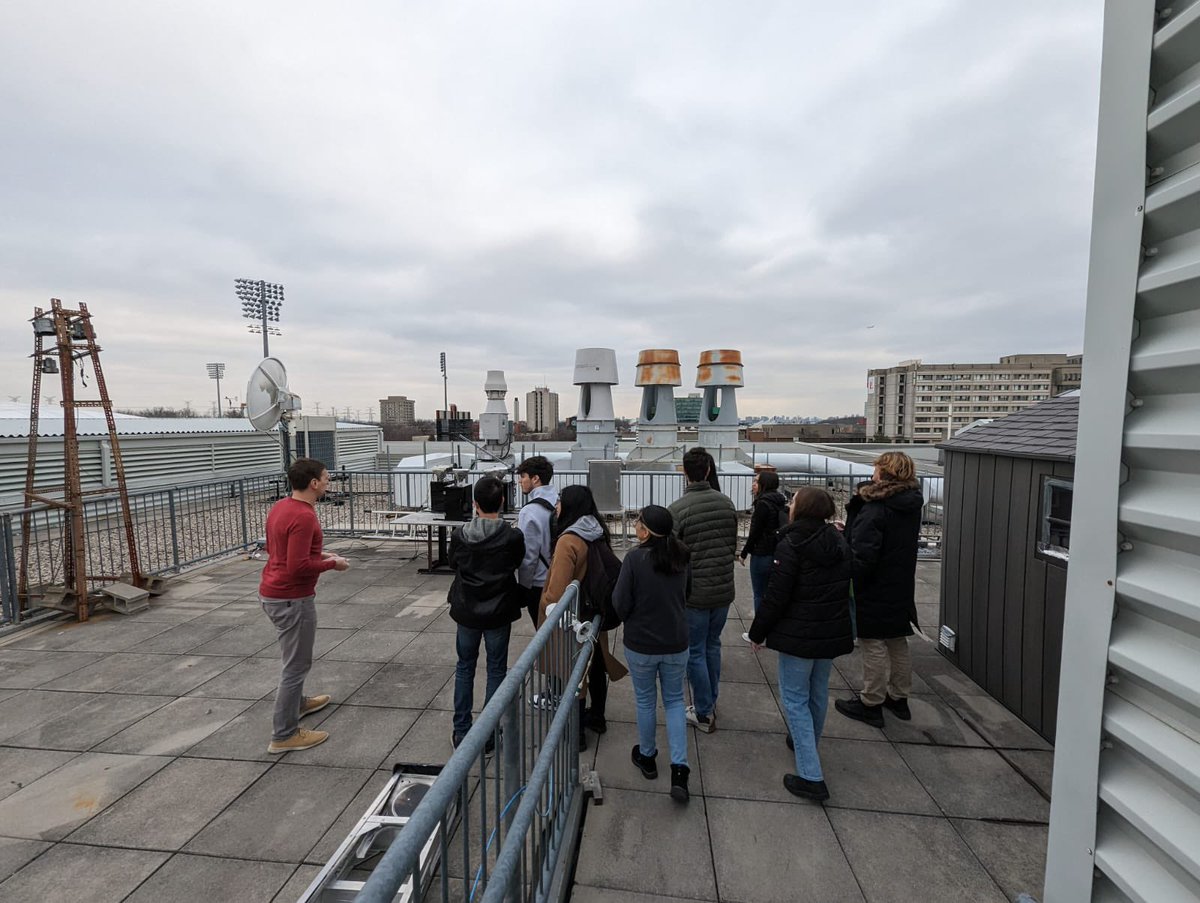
468 786 526 902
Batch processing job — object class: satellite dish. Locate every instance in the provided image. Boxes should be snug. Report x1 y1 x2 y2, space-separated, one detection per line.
245 358 301 431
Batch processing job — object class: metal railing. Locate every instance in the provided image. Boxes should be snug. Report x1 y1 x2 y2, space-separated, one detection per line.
323 581 597 903
0 467 943 628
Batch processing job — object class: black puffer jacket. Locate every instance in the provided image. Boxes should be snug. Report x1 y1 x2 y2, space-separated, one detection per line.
844 479 923 639
740 490 788 558
447 518 526 630
747 518 853 659
669 483 738 609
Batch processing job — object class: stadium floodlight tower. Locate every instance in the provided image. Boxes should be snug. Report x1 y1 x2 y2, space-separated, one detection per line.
236 279 284 358
478 369 511 463
696 349 745 461
627 349 683 466
570 348 619 469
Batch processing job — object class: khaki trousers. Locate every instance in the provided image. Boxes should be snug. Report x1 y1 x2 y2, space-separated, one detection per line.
858 637 911 706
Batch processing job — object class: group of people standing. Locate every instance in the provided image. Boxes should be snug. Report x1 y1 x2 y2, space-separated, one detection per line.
256 447 925 808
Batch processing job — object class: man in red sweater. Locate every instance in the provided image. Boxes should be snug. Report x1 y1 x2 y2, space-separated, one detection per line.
260 457 349 753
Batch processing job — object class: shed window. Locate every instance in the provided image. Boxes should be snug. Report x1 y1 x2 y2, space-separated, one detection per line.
1037 477 1073 563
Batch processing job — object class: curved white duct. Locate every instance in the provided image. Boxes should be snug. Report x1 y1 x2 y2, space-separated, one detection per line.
747 452 943 504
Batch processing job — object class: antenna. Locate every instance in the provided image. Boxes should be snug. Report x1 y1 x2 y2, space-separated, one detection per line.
245 357 301 468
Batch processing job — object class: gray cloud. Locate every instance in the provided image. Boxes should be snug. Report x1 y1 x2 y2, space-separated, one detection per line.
0 0 1102 420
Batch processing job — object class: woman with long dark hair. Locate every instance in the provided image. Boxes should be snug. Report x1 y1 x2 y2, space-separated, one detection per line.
738 469 788 642
541 484 623 748
748 487 853 801
612 505 693 802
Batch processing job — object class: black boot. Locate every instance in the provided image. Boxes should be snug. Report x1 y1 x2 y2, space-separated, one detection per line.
577 699 588 751
883 696 912 721
834 695 885 729
783 774 829 802
670 764 690 802
585 652 608 734
631 744 658 780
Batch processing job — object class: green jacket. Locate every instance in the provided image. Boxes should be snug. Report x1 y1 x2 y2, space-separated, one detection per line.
669 482 738 609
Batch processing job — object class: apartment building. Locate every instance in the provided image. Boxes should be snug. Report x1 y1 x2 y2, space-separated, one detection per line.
379 395 416 427
865 354 1082 443
524 387 559 433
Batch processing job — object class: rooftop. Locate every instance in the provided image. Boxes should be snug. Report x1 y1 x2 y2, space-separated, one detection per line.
0 544 1050 902
938 392 1080 462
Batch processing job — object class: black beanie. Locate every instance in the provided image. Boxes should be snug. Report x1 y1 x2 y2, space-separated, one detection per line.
638 505 673 537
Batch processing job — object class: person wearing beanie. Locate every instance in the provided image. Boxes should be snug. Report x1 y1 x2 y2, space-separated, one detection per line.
612 505 694 802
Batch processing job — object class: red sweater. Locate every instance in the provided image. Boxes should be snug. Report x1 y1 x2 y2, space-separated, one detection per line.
259 497 337 599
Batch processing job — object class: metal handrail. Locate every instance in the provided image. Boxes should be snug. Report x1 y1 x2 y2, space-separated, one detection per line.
356 580 596 903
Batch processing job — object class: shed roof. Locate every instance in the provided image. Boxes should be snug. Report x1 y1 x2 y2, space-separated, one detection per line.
937 392 1079 461
0 417 380 439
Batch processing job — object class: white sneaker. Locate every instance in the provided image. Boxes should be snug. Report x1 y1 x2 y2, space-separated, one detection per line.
529 692 559 711
741 632 752 643
685 705 715 733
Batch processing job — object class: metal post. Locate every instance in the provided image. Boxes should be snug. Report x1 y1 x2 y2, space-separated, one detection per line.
237 480 248 549
168 489 180 570
260 280 269 358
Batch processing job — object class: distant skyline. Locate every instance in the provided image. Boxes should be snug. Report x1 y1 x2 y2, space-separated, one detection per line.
0 2 1100 421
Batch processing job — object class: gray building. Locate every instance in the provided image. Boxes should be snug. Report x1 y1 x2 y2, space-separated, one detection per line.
379 395 416 427
866 353 1082 443
524 387 559 433
674 393 702 424
937 393 1077 742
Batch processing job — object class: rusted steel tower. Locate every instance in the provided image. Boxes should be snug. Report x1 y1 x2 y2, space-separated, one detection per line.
19 300 142 621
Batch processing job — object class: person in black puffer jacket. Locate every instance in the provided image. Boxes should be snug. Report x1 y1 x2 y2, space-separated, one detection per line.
447 477 526 748
834 451 924 730
738 469 788 641
748 487 853 803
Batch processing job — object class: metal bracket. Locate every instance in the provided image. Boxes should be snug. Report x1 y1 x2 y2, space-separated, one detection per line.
581 769 603 805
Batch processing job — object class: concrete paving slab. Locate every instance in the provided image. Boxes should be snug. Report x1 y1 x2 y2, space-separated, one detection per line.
288 704 419 769
0 690 104 743
94 695 254 756
132 621 237 653
304 769 394 865
828 809 1007 903
572 887 716 903
311 602 397 629
345 583 424 604
183 697 337 762
697 729 804 804
707 679 783 732
717 646 769 684
392 636 462 667
896 745 1051 822
191 622 280 655
943 692 1054 751
273 864 323 902
187 656 281 700
592 719 702 796
68 757 269 850
5 692 175 751
0 751 172 840
301 658 387 703
363 604 444 631
427 668 487 712
0 649 105 689
107 653 244 696
573 787 717 900
913 652 993 699
879 693 989 748
38 653 177 692
347 662 454 708
319 628 419 662
50 620 176 653
386 708 458 765
425 609 461 634
185 763 373 862
1001 749 1054 799
0 838 50 883
819 738 940 815
0 842 169 903
197 602 263 625
0 747 79 802
707 796 864 902
823 690 890 742
123 852 296 903
952 819 1048 902
252 627 357 659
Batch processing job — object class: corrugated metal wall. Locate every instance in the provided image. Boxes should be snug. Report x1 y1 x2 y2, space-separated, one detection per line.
1046 1 1200 899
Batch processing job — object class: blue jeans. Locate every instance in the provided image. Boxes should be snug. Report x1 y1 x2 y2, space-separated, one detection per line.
686 605 729 717
624 647 689 766
777 653 833 782
749 555 773 613
454 624 511 735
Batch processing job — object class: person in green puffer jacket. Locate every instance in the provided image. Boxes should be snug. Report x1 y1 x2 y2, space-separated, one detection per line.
668 448 738 733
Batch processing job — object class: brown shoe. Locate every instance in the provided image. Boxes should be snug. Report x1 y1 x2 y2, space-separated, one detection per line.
300 694 331 718
267 728 329 754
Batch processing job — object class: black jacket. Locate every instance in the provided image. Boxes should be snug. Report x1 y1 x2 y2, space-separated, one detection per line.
612 546 691 656
740 490 788 558
447 518 526 630
844 479 923 639
747 518 853 659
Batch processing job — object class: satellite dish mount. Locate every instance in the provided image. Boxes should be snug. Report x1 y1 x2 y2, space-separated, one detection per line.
246 357 301 470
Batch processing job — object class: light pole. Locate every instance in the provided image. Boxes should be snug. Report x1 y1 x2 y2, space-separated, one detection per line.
440 351 448 414
206 363 225 417
235 279 284 357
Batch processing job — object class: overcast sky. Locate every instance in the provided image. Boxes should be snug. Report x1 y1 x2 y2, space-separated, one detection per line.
0 1 1103 421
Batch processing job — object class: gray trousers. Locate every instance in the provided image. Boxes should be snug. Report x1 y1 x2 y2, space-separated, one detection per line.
261 594 317 741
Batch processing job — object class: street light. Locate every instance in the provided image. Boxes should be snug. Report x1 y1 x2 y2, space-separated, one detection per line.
207 363 225 417
235 279 284 358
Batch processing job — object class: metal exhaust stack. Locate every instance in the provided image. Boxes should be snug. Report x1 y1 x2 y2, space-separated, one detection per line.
627 348 682 465
570 348 619 469
696 349 744 460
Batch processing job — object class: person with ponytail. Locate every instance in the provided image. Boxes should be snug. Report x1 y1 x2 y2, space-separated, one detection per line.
612 505 693 803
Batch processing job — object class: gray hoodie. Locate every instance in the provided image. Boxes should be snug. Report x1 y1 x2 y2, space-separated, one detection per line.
562 514 604 544
516 484 560 588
